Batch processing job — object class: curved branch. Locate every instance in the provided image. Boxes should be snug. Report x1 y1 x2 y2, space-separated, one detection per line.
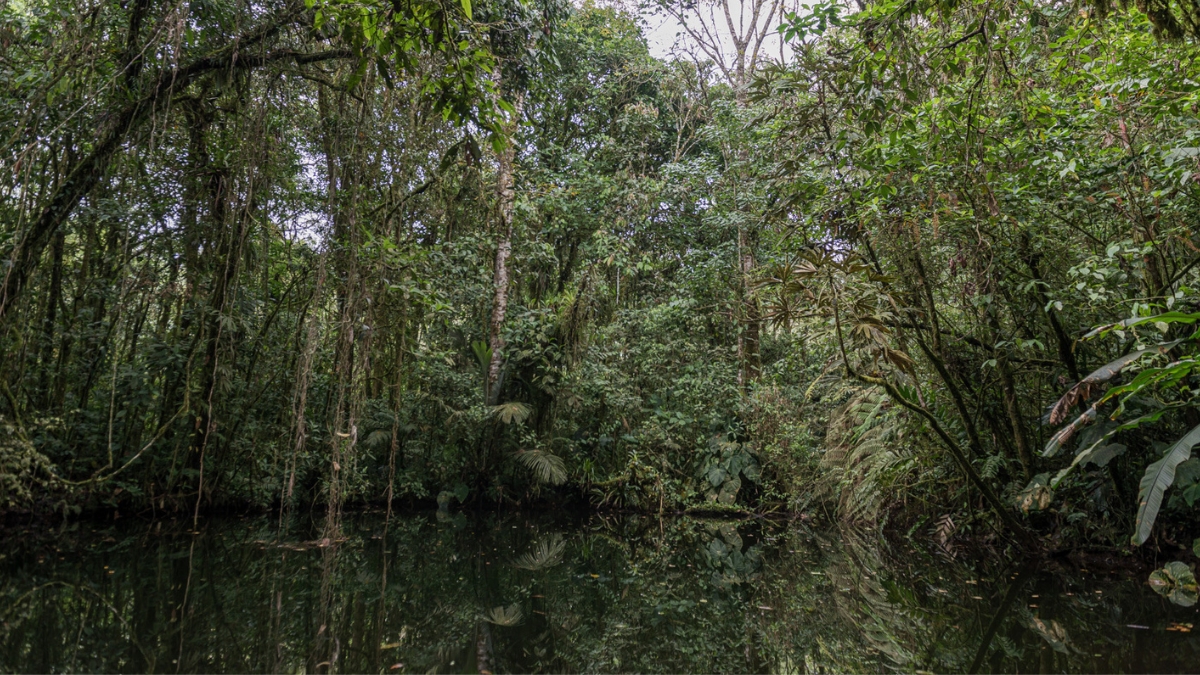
0 38 351 321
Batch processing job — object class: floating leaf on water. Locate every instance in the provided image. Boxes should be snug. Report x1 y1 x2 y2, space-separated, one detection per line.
1149 561 1198 607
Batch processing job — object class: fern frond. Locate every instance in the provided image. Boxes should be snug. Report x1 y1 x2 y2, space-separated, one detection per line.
364 429 392 449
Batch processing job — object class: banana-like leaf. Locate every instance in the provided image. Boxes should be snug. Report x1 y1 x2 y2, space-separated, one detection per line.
1043 405 1099 457
515 449 567 485
1048 341 1181 426
1132 423 1200 546
1100 359 1197 416
492 401 531 425
1051 442 1126 488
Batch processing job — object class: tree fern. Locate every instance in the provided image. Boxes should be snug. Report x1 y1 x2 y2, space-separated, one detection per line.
822 387 911 525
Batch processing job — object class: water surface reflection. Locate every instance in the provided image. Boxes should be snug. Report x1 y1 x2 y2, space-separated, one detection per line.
1 511 1197 672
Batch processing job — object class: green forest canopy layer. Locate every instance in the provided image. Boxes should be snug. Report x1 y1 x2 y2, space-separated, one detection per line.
3 0 1200 552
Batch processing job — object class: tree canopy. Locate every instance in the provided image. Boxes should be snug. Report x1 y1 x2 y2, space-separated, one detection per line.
3 0 1200 555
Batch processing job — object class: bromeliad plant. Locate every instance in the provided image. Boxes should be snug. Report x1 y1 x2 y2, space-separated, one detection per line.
1044 304 1200 545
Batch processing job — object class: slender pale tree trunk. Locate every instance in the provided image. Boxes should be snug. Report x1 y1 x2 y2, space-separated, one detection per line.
734 85 761 389
486 91 525 406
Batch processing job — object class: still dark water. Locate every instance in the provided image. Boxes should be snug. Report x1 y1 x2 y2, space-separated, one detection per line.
1 510 1198 673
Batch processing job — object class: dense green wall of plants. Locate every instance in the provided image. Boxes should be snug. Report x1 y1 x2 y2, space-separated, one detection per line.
3 0 1200 551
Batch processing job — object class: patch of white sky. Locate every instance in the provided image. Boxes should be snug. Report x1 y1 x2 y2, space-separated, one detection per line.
615 0 806 67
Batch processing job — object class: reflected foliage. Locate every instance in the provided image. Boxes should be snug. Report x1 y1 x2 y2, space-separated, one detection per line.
2 513 1199 673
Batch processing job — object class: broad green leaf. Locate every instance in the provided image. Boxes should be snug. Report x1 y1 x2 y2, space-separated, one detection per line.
1132 424 1200 546
1051 442 1126 488
1148 561 1198 607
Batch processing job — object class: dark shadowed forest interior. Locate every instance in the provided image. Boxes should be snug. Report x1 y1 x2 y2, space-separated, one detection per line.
4 0 1200 668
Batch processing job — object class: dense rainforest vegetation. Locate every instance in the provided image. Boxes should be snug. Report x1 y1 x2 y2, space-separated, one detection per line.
3 0 1200 557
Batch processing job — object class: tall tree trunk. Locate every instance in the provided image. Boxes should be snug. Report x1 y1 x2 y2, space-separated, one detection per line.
997 351 1034 480
36 230 64 408
486 91 525 406
739 226 761 387
733 85 760 390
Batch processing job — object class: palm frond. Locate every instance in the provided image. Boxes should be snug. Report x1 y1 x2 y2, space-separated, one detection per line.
515 449 567 485
512 534 565 570
484 604 524 626
491 401 531 425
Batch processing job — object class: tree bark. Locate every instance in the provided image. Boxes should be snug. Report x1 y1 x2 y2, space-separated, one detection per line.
486 91 525 406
